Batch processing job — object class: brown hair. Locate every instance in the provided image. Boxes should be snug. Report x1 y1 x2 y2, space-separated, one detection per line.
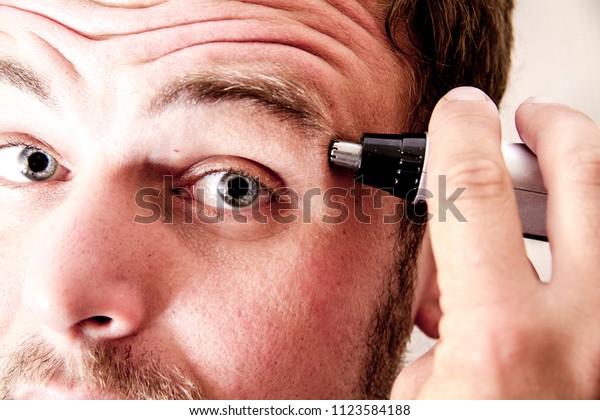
385 0 515 130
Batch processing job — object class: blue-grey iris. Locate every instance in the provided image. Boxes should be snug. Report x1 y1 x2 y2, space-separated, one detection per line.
19 147 57 181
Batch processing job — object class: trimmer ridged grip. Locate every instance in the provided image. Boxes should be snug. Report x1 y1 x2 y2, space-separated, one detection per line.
356 133 427 202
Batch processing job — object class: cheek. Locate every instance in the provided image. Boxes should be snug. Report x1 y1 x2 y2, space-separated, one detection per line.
0 248 20 337
0 213 31 337
167 220 398 398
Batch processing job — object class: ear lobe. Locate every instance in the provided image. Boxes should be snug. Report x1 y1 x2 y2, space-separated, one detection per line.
413 229 441 339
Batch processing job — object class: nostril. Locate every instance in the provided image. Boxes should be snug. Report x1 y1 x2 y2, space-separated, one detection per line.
88 316 112 326
76 316 113 334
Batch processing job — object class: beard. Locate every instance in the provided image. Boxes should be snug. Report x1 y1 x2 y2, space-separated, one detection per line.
0 336 203 399
0 207 425 400
360 204 426 399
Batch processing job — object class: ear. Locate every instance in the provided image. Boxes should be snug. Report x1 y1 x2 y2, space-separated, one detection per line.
412 228 441 339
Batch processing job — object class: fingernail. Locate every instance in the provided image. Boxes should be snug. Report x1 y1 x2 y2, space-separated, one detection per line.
444 86 490 102
524 96 556 104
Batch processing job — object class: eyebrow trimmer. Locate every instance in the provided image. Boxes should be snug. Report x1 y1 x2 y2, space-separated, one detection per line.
329 133 548 241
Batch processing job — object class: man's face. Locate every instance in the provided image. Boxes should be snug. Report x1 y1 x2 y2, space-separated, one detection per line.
0 0 417 399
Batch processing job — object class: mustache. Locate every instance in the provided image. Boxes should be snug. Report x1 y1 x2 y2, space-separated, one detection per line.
0 336 204 400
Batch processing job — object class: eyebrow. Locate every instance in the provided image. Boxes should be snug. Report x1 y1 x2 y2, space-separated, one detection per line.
0 59 331 135
0 58 50 102
150 71 331 135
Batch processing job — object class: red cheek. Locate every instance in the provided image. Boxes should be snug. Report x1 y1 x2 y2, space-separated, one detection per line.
293 247 366 327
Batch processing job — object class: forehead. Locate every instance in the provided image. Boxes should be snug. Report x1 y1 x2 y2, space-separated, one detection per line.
0 0 408 140
0 0 386 53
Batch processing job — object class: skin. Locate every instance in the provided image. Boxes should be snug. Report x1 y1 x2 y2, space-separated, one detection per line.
0 0 418 399
2 1 600 400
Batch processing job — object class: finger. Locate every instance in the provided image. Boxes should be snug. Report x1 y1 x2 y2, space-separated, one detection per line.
427 87 535 309
390 346 435 399
516 98 600 282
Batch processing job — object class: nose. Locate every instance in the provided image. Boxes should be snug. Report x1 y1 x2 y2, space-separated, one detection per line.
22 176 162 342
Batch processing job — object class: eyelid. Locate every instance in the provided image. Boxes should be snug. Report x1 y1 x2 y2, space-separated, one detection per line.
0 133 71 170
177 156 285 194
0 133 72 183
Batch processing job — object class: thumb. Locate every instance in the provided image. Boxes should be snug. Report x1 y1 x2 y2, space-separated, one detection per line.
390 345 435 399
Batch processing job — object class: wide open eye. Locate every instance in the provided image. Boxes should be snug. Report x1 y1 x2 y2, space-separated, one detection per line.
0 145 64 183
193 171 265 210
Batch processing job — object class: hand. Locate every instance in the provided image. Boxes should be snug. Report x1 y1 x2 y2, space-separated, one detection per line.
392 87 600 399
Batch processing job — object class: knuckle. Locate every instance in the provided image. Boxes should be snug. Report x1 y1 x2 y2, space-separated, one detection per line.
432 110 500 140
565 147 600 188
443 158 511 201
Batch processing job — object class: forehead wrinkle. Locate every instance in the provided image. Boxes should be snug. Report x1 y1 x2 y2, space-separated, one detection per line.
3 1 379 59
150 70 335 137
30 32 81 82
324 0 385 36
67 0 168 9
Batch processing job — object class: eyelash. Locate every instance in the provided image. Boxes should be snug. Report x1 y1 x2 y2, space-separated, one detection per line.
2 137 65 163
3 138 35 150
175 168 280 202
208 168 264 189
0 137 282 203
175 158 283 200
0 137 72 184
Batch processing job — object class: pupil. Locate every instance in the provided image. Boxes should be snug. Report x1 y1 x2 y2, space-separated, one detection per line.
27 152 50 173
227 176 251 199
